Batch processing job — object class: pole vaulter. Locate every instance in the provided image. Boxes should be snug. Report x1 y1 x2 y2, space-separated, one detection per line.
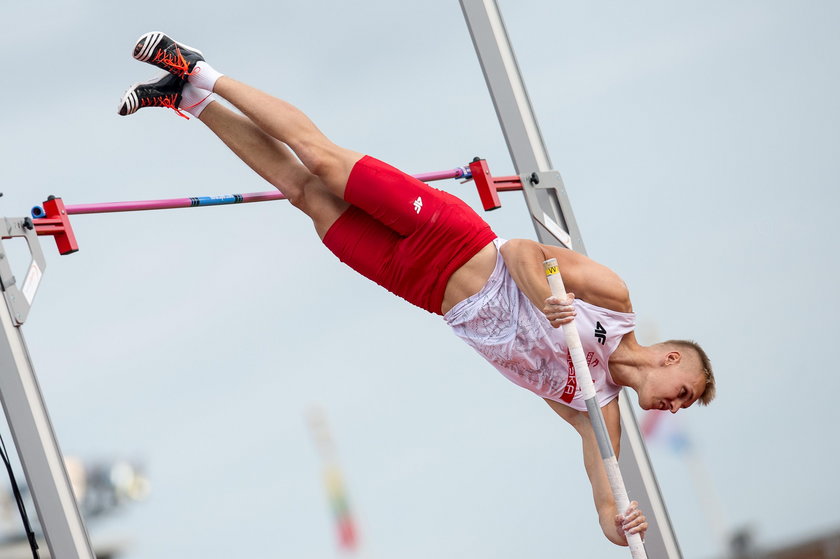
9 19 717 557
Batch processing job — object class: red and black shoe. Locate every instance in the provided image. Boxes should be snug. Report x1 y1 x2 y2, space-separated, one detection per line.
117 73 189 119
133 31 204 80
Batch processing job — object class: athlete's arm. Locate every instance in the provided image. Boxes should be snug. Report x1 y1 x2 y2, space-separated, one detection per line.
544 398 648 546
500 239 632 314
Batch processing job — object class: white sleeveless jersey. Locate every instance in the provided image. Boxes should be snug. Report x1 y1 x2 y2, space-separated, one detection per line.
444 239 636 411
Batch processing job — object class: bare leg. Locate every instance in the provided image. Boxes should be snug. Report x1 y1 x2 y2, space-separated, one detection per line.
211 77 363 200
198 100 349 239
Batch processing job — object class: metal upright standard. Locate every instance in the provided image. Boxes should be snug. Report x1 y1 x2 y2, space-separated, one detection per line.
0 216 95 558
459 1 682 556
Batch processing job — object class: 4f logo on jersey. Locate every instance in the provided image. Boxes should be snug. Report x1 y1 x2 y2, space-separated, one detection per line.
594 321 606 345
413 196 423 214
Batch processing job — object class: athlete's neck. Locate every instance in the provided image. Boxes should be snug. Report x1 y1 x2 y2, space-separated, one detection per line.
608 332 654 389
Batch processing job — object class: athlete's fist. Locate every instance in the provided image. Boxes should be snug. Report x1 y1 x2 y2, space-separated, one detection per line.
543 292 576 328
615 501 648 545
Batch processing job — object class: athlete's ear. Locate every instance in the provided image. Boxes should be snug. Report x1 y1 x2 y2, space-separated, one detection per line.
664 351 681 366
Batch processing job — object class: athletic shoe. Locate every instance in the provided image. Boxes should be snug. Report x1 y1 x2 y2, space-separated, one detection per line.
132 31 204 80
117 73 189 118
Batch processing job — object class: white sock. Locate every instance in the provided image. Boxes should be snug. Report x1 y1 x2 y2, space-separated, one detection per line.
188 61 224 92
180 83 217 118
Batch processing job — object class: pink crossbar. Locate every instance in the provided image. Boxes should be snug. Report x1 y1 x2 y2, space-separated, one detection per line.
40 167 470 217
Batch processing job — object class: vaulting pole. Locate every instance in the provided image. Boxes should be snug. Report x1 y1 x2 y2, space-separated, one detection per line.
544 259 646 558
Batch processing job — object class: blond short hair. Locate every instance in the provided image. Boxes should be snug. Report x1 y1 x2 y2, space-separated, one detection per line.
664 339 715 405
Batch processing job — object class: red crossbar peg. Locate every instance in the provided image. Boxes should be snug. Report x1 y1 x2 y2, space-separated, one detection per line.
34 197 79 255
468 158 523 211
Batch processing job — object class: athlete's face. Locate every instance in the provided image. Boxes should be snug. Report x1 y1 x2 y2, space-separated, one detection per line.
638 358 707 413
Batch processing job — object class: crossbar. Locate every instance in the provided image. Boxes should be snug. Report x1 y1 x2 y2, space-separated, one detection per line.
31 166 472 218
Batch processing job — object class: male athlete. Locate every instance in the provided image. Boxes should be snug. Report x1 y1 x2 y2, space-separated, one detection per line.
119 32 716 548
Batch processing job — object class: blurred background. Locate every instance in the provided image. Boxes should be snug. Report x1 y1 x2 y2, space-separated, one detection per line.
1 0 838 557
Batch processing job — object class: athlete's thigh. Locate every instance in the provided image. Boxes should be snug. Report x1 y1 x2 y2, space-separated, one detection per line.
321 205 401 285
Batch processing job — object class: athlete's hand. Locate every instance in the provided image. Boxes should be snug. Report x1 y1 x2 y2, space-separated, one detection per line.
543 292 576 328
615 501 647 545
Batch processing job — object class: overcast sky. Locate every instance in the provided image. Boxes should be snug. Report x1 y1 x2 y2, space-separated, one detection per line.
1 1 839 558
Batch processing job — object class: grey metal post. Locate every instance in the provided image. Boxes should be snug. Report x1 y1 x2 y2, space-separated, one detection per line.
0 217 95 558
459 1 682 556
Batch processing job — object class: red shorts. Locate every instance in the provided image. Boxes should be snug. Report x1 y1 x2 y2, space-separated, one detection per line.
322 156 496 315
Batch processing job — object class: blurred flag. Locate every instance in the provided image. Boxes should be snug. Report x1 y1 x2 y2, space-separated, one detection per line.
307 407 359 553
323 465 358 550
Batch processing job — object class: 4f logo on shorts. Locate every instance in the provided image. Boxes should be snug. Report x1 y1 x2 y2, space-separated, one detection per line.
595 321 607 345
413 196 423 214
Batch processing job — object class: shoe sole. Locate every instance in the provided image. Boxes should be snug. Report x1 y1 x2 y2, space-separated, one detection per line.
117 72 170 116
133 31 204 63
